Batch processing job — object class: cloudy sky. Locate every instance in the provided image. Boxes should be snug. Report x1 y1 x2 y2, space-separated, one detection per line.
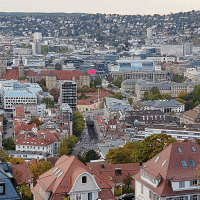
0 0 199 15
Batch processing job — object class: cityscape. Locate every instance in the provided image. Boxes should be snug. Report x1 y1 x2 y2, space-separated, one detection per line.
0 7 200 200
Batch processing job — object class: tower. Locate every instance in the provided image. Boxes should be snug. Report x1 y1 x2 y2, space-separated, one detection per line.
0 54 7 78
18 56 24 78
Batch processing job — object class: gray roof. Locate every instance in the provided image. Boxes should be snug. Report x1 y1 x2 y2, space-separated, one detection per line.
143 99 183 108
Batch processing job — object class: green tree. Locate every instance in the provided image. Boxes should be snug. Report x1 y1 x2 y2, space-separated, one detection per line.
30 117 43 127
112 76 125 88
3 137 15 150
161 94 172 100
41 98 55 108
141 134 177 162
55 63 62 70
110 92 125 100
78 150 100 164
0 149 9 162
94 76 102 87
73 111 85 137
30 161 52 186
128 98 133 105
106 74 114 83
57 135 78 157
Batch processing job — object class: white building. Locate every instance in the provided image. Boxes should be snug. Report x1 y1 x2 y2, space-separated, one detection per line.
134 142 200 200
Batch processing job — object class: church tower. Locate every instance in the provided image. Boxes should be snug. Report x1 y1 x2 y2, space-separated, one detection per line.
18 56 24 78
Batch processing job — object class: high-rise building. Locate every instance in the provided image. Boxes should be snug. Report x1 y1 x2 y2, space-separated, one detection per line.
59 80 77 111
32 32 42 55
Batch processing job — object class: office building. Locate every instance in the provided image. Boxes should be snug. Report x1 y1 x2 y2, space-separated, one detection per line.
59 80 77 111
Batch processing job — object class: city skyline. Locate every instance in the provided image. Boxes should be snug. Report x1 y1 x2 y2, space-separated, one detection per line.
0 0 199 15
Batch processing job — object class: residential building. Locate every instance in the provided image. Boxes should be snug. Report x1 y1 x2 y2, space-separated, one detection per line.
59 80 77 111
31 155 116 200
184 68 200 82
143 99 185 113
37 104 46 117
181 105 200 124
134 142 200 200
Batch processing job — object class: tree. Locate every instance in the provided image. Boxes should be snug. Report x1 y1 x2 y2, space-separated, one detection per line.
128 98 133 105
3 137 15 150
49 88 60 102
8 157 25 164
57 135 78 157
30 117 43 127
73 111 85 137
123 173 133 189
0 149 9 162
41 98 55 108
112 76 125 88
17 183 32 200
106 75 114 83
161 94 172 100
94 76 102 87
140 134 177 162
30 161 52 186
55 63 62 70
110 92 125 100
78 150 100 164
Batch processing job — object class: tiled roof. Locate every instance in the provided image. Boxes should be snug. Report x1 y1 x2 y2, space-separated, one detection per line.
134 142 200 196
39 70 82 80
14 120 35 136
12 162 33 184
25 70 38 76
1 69 19 80
32 155 115 200
15 106 25 118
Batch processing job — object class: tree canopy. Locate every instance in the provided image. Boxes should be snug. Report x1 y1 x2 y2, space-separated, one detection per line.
73 111 85 137
78 150 100 164
57 135 78 157
106 134 177 164
41 98 55 108
3 137 15 150
94 76 102 87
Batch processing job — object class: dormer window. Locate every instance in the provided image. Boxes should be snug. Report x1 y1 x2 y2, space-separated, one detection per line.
179 181 185 188
0 183 5 195
82 176 87 183
189 160 195 167
162 160 167 167
115 168 121 176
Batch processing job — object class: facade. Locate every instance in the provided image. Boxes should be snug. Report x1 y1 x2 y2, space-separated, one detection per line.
134 142 200 200
0 117 3 148
37 104 46 117
184 68 200 82
31 155 116 200
143 99 185 113
117 60 155 71
145 127 200 141
181 105 200 124
110 70 167 82
59 80 77 111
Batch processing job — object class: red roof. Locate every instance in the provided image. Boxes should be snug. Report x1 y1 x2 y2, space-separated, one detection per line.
134 142 200 197
15 106 25 118
25 70 38 76
14 120 35 136
32 155 116 200
1 69 19 80
12 162 33 185
39 70 82 80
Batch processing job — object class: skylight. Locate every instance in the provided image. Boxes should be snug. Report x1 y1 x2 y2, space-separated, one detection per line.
155 156 160 163
192 147 196 152
52 167 58 174
55 169 61 175
181 160 187 168
57 171 63 178
162 160 167 167
189 160 195 167
178 148 182 154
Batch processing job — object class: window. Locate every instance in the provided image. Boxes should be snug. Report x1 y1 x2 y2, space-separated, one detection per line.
191 195 197 200
115 168 121 176
76 194 81 200
82 176 87 183
192 146 196 152
178 148 182 153
88 192 93 200
179 181 185 188
141 184 143 194
189 160 195 167
0 183 5 195
190 180 198 186
181 160 187 168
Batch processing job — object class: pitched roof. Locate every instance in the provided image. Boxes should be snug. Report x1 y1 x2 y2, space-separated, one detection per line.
15 106 25 118
134 142 200 196
25 70 38 76
39 70 82 80
32 155 115 200
1 69 19 80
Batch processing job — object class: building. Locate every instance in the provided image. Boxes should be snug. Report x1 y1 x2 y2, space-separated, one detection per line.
37 104 46 117
184 68 200 82
117 60 155 71
110 70 167 82
59 80 77 111
134 142 200 200
181 105 200 124
143 99 185 113
0 162 21 199
31 155 116 200
0 117 3 148
135 80 197 100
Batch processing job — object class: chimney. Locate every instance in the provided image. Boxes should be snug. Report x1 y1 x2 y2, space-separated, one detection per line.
37 157 39 163
139 162 143 167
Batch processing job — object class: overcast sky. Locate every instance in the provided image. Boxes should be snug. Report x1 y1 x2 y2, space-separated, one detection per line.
0 0 199 15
